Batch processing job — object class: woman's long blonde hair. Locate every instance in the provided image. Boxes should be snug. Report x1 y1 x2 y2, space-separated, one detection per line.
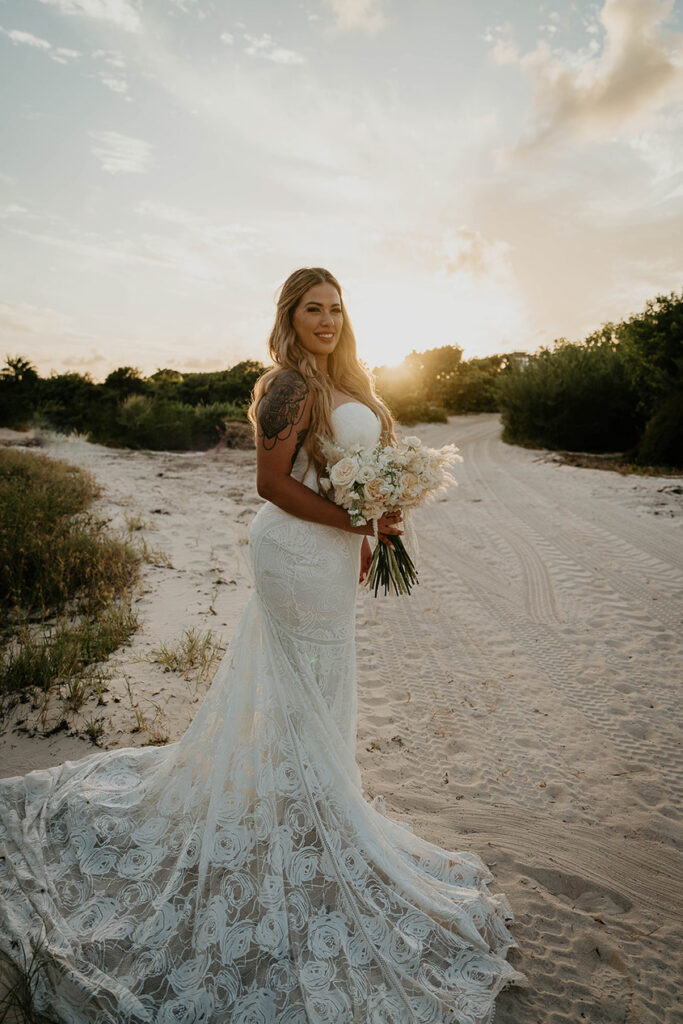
248 267 396 482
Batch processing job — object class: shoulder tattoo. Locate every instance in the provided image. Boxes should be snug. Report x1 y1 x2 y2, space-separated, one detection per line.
258 372 309 451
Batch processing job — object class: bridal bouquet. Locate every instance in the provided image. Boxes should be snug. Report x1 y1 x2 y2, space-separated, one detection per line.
320 434 463 597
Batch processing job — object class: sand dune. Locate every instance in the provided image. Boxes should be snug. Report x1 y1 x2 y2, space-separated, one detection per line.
1 413 682 1022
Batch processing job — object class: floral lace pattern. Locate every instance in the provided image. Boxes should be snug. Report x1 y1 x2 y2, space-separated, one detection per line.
0 402 527 1023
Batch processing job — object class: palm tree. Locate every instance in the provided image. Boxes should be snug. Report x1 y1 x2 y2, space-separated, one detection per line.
1 355 39 384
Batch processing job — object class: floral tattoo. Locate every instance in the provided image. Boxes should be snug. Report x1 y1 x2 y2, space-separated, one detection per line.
258 372 309 453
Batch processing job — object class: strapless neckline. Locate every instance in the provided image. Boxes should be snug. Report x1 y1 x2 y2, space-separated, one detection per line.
331 400 364 413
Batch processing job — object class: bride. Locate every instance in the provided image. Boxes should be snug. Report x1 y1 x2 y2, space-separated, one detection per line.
0 267 528 1023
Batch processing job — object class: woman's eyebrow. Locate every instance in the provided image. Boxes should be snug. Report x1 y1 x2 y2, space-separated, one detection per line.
305 302 341 308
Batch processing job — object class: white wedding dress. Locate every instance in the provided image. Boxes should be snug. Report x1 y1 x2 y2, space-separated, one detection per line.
0 402 528 1024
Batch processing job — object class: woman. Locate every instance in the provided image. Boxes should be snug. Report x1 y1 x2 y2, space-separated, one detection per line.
0 268 528 1023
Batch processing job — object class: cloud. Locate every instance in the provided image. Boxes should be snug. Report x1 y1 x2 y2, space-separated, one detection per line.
323 0 385 33
5 197 267 288
0 299 88 341
89 130 154 173
1 27 52 50
134 199 267 254
37 0 142 34
52 46 82 63
242 33 306 65
489 0 683 153
220 31 234 45
375 226 514 281
98 72 128 93
0 24 82 63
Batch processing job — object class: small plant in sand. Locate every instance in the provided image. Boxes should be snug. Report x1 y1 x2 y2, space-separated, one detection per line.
123 512 151 533
82 713 106 746
149 627 223 681
123 676 171 746
132 535 173 568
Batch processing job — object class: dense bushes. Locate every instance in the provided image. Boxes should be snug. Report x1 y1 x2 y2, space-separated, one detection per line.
1 359 257 451
0 449 139 616
2 287 680 463
374 346 503 422
495 290 682 467
89 396 247 451
496 334 643 453
0 449 141 725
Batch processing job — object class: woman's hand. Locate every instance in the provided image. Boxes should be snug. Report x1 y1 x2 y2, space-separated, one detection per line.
377 509 403 548
352 510 403 547
359 536 373 583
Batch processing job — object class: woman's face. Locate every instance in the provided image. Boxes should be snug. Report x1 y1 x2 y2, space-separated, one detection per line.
291 282 343 368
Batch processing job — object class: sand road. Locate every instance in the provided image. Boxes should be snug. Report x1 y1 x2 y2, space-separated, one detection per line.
1 413 682 1022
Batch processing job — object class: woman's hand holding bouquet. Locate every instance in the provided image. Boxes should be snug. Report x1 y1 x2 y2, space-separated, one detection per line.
320 434 463 597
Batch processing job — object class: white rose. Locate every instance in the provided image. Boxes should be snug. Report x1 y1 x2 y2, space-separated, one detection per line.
159 991 214 1024
254 911 288 958
211 824 253 870
222 870 255 912
365 477 390 503
404 435 422 447
286 846 319 887
300 958 336 991
195 895 228 952
356 465 376 484
285 800 314 835
215 792 248 825
81 848 119 875
120 880 158 910
219 922 253 963
286 888 311 931
117 845 164 880
340 847 369 885
307 989 350 1023
168 953 210 997
231 988 277 1024
329 457 357 488
267 959 297 994
388 929 422 970
68 896 117 938
133 900 184 949
253 798 276 841
307 910 348 959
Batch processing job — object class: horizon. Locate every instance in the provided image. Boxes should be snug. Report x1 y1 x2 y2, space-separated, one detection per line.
1 0 682 378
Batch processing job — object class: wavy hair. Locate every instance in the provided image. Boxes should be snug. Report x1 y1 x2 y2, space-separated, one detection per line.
248 267 396 483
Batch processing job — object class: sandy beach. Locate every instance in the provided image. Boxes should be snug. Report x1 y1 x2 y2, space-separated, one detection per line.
1 413 682 1023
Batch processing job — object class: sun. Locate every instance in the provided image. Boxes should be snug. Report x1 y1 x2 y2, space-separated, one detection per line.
348 274 529 369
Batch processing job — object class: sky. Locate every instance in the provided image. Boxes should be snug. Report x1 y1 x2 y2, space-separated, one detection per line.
1 0 682 379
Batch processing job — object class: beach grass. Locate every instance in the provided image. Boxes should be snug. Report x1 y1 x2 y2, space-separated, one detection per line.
149 626 223 680
0 939 57 1024
0 449 142 731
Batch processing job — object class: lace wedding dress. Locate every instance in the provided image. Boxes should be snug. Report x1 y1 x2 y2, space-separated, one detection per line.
0 402 528 1023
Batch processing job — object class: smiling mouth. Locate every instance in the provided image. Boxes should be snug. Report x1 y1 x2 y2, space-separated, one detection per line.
316 333 335 340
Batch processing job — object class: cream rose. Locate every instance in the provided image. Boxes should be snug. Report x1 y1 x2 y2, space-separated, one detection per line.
356 464 376 484
329 457 357 488
365 477 390 503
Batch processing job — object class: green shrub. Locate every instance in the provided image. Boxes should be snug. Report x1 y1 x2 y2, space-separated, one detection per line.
496 338 642 452
89 396 247 451
635 391 683 467
0 449 140 617
617 291 683 419
384 396 448 426
0 449 142 726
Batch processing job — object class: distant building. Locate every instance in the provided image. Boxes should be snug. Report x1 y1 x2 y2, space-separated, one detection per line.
504 351 531 369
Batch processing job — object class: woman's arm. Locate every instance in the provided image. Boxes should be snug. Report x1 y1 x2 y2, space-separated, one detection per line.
255 371 401 540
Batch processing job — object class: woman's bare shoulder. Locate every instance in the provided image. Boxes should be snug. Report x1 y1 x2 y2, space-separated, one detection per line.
257 369 311 441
